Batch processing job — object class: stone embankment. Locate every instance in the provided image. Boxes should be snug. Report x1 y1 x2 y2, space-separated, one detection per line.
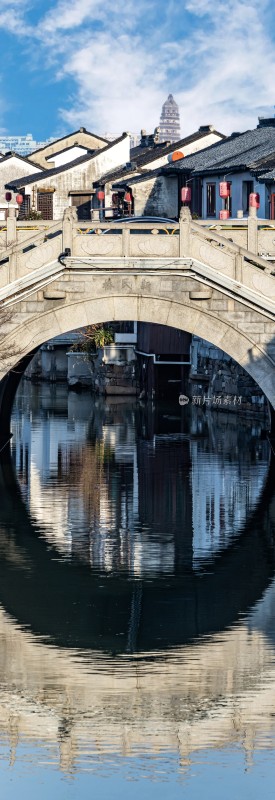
190 339 267 416
68 346 137 395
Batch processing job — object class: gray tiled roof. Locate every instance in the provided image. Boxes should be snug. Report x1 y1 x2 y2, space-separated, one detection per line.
5 134 129 190
45 143 93 160
95 128 225 187
257 166 275 181
165 126 275 177
113 167 164 188
28 127 109 158
0 152 42 169
130 141 170 159
249 151 275 182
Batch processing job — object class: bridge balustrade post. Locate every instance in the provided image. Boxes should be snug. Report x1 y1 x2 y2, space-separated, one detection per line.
235 253 243 282
179 207 191 257
6 208 17 249
247 208 258 254
62 207 77 255
122 228 130 257
8 253 18 283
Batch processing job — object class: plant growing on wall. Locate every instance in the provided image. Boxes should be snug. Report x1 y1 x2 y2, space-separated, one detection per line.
24 210 42 221
70 324 114 354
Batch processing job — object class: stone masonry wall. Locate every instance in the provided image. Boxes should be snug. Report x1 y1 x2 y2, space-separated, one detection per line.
190 337 267 416
131 175 178 218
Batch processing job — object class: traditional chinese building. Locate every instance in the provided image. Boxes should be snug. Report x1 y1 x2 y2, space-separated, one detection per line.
158 94 181 144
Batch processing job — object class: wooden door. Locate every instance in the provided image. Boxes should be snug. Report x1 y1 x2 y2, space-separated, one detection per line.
37 191 53 220
271 193 275 220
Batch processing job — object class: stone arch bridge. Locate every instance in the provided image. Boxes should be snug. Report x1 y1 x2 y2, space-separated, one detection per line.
0 207 275 443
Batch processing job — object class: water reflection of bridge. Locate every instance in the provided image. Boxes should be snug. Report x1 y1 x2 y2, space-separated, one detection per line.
0 391 272 651
0 392 275 774
11 387 271 575
0 599 275 773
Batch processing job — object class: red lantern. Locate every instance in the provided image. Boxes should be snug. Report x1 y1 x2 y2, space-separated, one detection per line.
16 194 24 205
124 192 131 203
249 192 260 209
219 209 230 220
219 182 231 198
5 192 12 202
97 190 104 201
181 187 191 203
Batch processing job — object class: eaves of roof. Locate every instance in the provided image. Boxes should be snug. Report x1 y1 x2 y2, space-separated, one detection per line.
45 144 94 161
134 129 225 167
257 169 275 182
0 152 42 170
95 129 226 187
113 167 168 188
6 134 129 190
28 128 109 158
164 127 275 178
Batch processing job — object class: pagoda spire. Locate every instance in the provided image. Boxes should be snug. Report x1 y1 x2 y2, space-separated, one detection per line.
158 94 181 144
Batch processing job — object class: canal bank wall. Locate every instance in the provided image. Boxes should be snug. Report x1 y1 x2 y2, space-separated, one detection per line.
23 334 267 414
189 336 267 416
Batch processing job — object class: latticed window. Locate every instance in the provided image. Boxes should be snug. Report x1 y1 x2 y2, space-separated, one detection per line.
37 191 53 220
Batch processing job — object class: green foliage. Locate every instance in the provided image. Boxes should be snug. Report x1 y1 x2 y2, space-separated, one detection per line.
24 210 42 221
70 324 114 354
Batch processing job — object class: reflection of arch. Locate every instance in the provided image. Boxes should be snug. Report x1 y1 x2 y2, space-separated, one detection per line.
1 291 275 442
0 349 38 447
0 447 274 653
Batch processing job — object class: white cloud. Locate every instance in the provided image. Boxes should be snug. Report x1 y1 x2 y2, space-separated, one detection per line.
50 0 275 135
59 33 166 133
40 0 103 31
0 0 275 136
175 0 275 134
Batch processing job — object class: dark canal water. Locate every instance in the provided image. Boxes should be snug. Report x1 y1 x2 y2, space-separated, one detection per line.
0 382 275 797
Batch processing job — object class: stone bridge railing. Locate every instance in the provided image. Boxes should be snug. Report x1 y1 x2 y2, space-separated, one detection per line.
0 207 274 310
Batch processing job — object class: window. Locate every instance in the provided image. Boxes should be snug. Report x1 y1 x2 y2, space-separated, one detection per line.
37 191 53 220
206 183 216 217
242 180 254 214
225 182 232 217
191 178 202 217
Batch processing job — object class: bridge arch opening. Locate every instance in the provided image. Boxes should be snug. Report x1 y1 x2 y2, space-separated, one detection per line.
0 293 274 444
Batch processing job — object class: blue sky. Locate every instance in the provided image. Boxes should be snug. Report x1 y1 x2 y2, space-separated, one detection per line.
0 0 274 140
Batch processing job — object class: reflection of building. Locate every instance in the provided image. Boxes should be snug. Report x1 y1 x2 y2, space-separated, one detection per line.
191 435 268 568
137 434 193 571
11 385 269 576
